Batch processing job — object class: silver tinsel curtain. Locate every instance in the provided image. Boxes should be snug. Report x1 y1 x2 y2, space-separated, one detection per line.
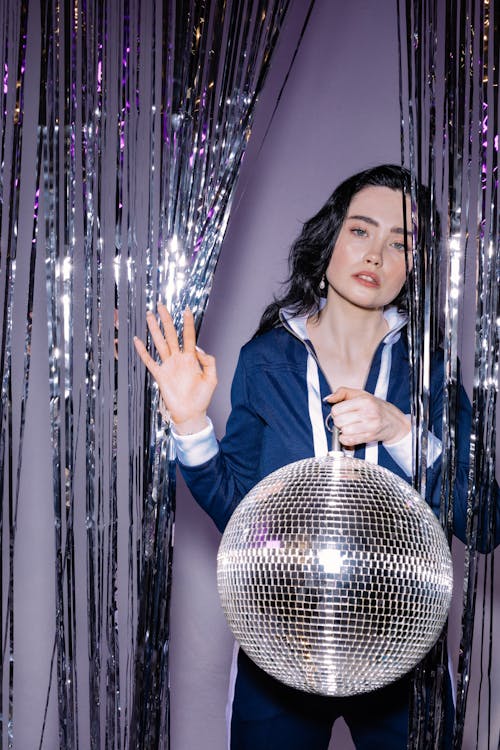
0 0 297 746
398 0 498 748
0 0 498 748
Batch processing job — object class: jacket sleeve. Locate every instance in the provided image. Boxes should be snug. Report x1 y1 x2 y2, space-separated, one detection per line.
178 348 265 532
427 358 500 551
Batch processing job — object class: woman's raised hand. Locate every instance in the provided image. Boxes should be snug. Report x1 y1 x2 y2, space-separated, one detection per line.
324 387 410 447
134 304 217 434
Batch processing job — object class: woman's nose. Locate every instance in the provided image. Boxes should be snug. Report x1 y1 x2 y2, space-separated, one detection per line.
363 245 383 266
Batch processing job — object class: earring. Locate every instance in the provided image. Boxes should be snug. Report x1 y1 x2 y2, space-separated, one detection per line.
319 275 326 292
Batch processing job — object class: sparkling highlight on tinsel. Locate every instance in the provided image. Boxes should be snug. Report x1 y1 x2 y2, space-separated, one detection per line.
398 0 498 747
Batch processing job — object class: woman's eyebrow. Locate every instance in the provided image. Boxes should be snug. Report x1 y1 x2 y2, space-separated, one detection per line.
347 214 411 235
347 214 378 226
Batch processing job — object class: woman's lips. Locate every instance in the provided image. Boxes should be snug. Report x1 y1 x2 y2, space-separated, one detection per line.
352 272 380 287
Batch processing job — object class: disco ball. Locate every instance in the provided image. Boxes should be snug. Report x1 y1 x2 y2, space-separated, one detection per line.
217 451 453 696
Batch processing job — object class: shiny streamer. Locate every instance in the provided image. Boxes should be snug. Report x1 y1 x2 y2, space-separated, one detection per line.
0 0 297 747
0 3 32 748
40 0 79 745
398 0 499 748
130 3 293 745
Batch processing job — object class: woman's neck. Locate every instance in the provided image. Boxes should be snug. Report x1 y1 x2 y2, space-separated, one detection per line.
308 296 389 358
306 296 389 391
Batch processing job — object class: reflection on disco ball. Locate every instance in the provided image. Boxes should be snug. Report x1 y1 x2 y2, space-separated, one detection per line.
217 452 453 696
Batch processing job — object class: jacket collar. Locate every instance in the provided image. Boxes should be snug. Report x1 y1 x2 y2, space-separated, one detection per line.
279 303 408 347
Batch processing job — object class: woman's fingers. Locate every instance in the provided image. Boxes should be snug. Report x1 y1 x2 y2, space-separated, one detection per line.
333 408 369 445
333 409 365 431
331 396 366 416
182 308 197 353
329 396 369 435
196 347 218 385
158 303 180 354
324 386 361 405
133 335 159 376
325 387 410 445
339 430 371 447
145 304 194 361
146 310 170 361
326 388 380 444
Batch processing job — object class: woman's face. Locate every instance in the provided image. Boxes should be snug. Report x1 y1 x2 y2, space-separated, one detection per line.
325 185 412 311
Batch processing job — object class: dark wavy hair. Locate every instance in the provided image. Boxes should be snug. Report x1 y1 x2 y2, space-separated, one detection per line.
254 164 418 337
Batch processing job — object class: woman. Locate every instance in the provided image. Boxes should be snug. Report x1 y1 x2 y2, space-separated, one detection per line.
134 165 482 749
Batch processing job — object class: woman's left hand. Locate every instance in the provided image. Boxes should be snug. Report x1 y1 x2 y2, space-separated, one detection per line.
324 387 411 447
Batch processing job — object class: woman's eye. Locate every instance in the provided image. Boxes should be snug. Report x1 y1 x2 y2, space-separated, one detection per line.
351 227 367 237
391 241 407 251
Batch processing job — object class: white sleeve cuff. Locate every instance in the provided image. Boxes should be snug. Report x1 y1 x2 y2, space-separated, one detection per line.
383 416 442 476
171 417 219 467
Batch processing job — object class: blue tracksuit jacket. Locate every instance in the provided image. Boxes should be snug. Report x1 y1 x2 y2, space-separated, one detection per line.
177 307 482 543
